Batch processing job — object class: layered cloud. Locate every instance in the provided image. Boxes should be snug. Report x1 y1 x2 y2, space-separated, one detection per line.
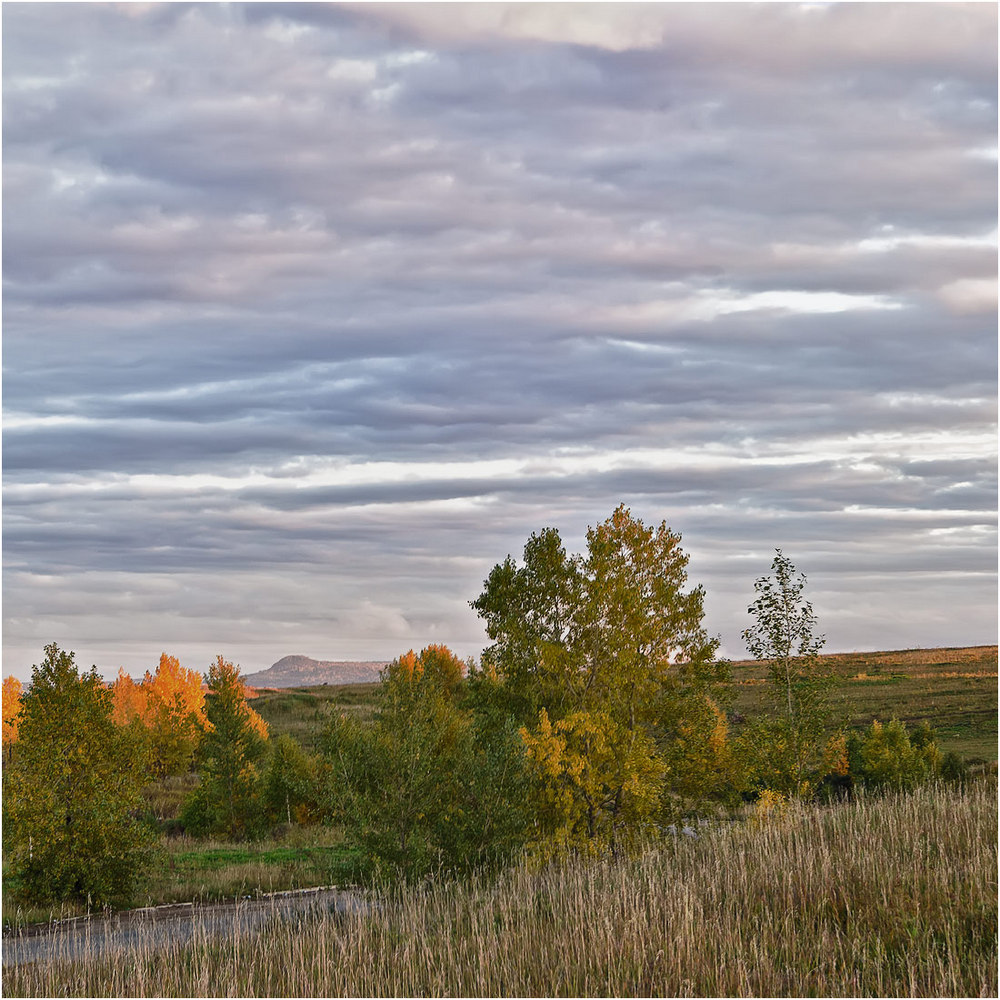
3 2 996 678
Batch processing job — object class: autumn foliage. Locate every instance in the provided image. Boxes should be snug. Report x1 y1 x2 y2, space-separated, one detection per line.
110 669 146 726
520 708 663 855
109 653 209 776
2 675 24 752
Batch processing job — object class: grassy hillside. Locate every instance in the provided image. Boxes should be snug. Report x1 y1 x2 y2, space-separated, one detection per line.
249 682 378 752
250 645 998 762
730 645 997 763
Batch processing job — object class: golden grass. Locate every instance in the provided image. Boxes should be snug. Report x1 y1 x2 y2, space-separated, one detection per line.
6 780 996 998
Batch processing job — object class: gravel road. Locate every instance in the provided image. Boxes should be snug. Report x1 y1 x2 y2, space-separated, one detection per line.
2 886 368 966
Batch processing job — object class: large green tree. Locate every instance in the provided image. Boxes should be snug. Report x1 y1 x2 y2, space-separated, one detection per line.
2 644 155 907
578 505 724 731
469 527 583 721
472 505 722 729
472 505 728 846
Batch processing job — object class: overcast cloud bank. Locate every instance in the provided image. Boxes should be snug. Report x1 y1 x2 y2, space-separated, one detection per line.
3 2 996 680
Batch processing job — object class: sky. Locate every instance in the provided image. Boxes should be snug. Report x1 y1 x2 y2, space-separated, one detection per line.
2 1 997 682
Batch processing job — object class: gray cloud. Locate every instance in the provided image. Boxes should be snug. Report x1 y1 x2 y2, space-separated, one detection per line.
3 2 996 679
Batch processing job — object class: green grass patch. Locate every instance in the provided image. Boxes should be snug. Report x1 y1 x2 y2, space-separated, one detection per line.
250 683 379 751
171 845 351 872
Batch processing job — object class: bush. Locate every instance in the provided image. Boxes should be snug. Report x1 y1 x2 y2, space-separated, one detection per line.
323 645 531 880
847 718 942 792
658 693 742 807
262 734 321 826
939 750 968 785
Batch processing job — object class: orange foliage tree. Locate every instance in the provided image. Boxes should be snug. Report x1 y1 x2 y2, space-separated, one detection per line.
110 669 146 726
143 654 208 776
109 654 209 776
2 676 23 754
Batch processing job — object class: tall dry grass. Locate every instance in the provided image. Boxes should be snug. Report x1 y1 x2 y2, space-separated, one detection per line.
5 781 996 997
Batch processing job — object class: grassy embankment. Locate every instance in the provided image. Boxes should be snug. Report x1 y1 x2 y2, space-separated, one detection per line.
2 823 361 932
6 780 996 997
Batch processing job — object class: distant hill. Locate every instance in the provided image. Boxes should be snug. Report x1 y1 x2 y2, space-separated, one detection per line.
244 655 388 689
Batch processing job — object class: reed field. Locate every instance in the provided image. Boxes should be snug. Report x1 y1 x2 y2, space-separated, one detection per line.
5 780 996 998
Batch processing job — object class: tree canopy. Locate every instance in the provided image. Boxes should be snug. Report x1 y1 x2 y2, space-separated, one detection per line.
110 653 208 776
472 504 722 729
2 675 23 755
739 549 833 796
181 656 269 838
324 644 530 879
472 505 729 851
2 644 155 906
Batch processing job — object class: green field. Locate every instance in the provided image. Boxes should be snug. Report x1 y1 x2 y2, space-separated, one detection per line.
729 645 997 763
248 682 378 752
247 645 999 763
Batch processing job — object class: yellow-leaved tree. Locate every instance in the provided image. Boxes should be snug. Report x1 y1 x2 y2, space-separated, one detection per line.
520 708 663 856
143 654 209 776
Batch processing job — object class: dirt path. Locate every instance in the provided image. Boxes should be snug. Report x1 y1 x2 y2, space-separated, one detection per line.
2 886 368 966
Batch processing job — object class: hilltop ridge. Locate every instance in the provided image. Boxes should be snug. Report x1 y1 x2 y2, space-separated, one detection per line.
243 655 387 689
